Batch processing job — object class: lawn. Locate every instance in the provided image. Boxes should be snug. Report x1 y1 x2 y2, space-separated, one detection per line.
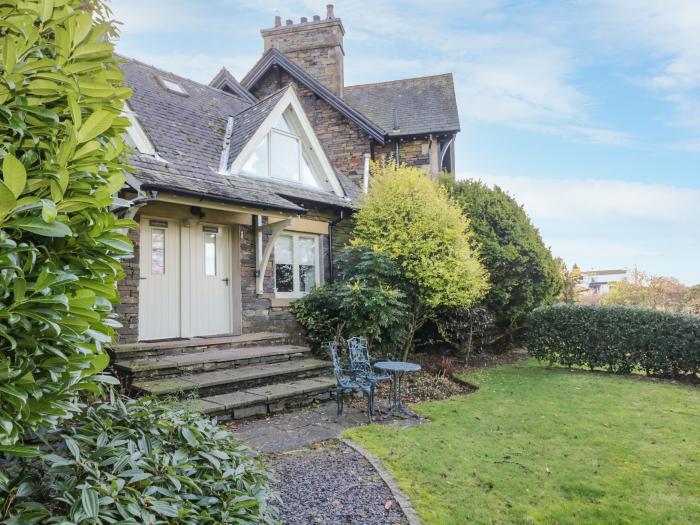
345 360 700 525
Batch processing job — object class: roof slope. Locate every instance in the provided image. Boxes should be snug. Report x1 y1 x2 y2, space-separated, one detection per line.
241 49 386 143
344 74 460 137
209 67 257 104
120 57 355 211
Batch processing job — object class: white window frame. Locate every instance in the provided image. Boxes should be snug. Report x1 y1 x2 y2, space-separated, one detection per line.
274 233 321 299
242 117 308 185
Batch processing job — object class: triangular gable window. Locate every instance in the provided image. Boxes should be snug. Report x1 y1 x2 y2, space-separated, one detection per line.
239 107 323 190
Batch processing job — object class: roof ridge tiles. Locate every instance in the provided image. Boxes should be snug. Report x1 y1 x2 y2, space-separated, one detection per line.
344 72 454 90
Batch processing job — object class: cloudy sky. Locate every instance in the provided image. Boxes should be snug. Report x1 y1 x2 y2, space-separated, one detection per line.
112 0 700 284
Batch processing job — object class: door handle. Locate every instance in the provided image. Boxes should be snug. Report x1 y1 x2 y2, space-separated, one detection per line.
222 277 230 286
139 277 147 280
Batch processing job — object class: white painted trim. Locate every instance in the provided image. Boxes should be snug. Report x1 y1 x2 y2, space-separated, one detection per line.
123 102 156 156
257 218 294 294
273 232 321 299
228 87 345 197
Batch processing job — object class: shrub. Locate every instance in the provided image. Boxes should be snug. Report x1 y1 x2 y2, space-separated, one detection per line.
527 304 700 377
354 160 489 359
1 395 278 524
442 177 562 330
436 307 496 360
291 245 408 356
0 1 132 450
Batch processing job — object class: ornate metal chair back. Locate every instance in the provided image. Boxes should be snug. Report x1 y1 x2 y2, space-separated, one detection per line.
347 336 371 372
328 341 351 388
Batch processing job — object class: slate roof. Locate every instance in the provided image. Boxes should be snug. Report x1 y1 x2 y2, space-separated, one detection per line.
120 57 356 212
209 67 257 104
343 74 460 137
241 49 386 143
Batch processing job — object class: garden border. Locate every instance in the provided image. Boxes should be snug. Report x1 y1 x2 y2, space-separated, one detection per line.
341 438 422 525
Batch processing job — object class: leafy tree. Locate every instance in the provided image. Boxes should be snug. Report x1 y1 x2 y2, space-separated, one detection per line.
684 285 700 316
353 161 489 359
602 268 687 312
290 245 408 355
558 260 585 304
0 0 132 452
442 178 562 328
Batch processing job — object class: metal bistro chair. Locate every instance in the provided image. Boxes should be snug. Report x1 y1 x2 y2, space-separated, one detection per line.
328 341 374 423
347 336 393 390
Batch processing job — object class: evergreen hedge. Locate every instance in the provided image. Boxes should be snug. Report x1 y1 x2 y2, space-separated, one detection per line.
527 304 700 377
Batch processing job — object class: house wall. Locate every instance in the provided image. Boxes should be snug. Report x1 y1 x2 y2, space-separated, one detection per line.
250 70 371 188
115 206 345 344
373 138 432 172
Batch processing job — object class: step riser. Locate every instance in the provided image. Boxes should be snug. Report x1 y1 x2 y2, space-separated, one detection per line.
134 368 333 398
121 351 309 380
210 387 335 422
113 336 292 360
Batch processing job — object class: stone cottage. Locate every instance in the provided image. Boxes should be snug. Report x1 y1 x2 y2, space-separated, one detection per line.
112 5 460 419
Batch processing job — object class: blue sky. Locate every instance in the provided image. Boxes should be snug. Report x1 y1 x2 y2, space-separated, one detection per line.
112 0 700 284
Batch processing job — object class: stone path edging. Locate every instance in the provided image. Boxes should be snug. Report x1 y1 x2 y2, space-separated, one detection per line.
341 438 422 525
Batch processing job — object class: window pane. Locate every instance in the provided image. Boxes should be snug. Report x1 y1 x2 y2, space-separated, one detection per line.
205 234 216 276
151 229 165 275
276 264 294 292
298 237 316 293
270 130 299 182
275 235 294 293
299 265 316 292
274 115 292 133
241 136 268 176
275 235 293 264
300 151 320 188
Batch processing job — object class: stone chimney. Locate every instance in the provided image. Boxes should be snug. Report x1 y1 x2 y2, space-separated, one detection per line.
261 4 345 97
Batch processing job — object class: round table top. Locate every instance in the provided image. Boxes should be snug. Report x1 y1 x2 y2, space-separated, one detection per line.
374 360 422 373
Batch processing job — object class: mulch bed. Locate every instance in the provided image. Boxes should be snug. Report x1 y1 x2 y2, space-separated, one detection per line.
267 440 408 525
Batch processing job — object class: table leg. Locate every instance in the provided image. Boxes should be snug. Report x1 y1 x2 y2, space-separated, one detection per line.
380 371 420 420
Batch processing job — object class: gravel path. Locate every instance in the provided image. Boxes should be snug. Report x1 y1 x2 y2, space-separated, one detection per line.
267 441 409 525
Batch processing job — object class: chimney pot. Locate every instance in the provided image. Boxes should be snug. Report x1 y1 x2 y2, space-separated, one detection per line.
326 4 334 19
300 16 308 23
285 19 293 26
313 15 320 22
274 15 281 27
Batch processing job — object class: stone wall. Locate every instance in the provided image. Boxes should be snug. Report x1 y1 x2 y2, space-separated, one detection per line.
251 70 371 188
115 226 140 344
373 138 432 172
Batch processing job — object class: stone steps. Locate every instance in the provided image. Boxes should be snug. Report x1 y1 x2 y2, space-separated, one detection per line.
112 332 292 360
131 358 332 398
112 332 336 421
188 376 337 421
115 344 311 380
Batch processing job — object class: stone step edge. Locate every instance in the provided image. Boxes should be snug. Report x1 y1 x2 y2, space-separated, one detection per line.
189 377 337 417
112 332 291 355
131 359 332 395
113 345 311 374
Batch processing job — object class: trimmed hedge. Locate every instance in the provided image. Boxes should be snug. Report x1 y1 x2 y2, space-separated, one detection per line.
526 304 700 376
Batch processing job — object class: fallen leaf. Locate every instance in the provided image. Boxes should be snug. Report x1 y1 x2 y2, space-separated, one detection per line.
385 500 394 510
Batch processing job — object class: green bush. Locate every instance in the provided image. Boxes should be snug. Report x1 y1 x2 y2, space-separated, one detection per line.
1 395 278 524
290 245 408 356
442 177 562 330
0 1 133 450
527 304 700 376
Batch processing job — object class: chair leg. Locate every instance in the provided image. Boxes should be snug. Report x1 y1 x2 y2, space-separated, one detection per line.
336 389 343 422
367 389 373 424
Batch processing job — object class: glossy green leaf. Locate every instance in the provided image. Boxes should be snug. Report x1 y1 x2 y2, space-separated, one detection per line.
76 110 114 144
3 154 27 197
7 217 72 237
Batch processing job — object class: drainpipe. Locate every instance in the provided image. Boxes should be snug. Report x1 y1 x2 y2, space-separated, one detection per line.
328 210 344 283
362 153 370 193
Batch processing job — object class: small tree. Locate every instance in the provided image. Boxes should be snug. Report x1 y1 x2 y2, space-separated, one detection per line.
353 160 489 360
0 0 132 452
558 260 586 304
603 268 687 312
443 178 562 330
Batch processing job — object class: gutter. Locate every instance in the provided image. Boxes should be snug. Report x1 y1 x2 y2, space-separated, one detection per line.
139 183 307 215
328 209 344 283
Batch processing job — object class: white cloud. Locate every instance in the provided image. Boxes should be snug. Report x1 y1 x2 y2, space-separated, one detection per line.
458 171 700 283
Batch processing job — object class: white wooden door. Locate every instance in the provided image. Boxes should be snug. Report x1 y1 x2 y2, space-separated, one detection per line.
190 223 232 337
139 217 181 340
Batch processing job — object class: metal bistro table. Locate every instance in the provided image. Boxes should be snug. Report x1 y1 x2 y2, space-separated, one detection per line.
374 360 422 420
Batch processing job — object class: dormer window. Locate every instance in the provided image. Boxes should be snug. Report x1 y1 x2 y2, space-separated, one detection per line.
240 110 320 188
159 77 188 96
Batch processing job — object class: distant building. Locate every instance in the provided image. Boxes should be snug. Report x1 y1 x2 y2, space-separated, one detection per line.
581 269 628 295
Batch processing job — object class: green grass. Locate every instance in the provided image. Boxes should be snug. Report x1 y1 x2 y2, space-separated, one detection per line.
345 360 700 524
